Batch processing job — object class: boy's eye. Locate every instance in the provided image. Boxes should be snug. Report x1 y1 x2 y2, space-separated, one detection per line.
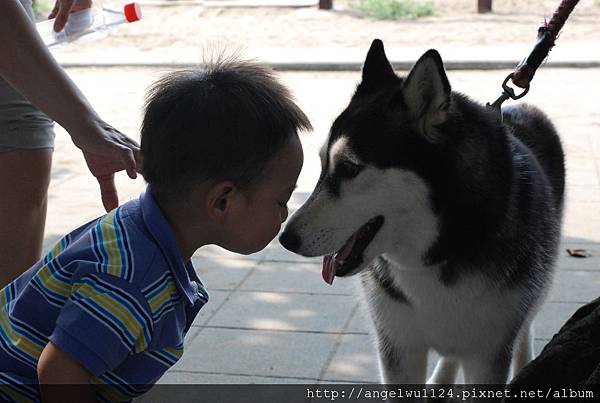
337 160 362 178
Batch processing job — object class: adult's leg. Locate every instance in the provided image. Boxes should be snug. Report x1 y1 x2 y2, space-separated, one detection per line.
0 148 53 288
0 0 54 288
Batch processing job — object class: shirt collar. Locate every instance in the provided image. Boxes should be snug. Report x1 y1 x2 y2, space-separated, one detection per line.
139 190 205 306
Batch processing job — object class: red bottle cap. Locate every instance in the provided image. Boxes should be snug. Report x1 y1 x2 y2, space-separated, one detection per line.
124 3 142 23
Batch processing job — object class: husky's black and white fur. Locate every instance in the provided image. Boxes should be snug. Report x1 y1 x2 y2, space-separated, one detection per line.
279 40 565 384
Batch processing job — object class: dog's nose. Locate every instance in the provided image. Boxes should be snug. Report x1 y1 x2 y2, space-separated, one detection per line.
279 230 302 252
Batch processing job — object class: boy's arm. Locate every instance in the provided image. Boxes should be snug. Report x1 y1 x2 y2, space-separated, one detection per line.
38 341 97 403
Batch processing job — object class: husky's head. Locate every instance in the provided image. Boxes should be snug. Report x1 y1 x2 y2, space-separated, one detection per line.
280 40 503 284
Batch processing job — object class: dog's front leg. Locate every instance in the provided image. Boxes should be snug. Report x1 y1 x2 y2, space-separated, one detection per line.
362 270 427 383
461 348 512 384
428 356 459 384
375 332 428 384
511 322 534 379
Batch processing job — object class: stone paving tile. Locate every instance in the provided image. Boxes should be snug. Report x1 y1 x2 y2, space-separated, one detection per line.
321 336 552 383
566 157 600 173
591 132 600 156
533 339 551 358
261 241 321 264
321 334 379 383
191 289 231 328
319 306 556 382
533 301 582 340
238 261 355 294
174 328 337 379
562 216 600 243
205 291 356 333
193 244 268 262
562 201 600 243
155 372 313 384
548 270 600 303
46 177 105 232
565 162 600 186
560 136 595 159
565 184 600 204
192 257 258 291
558 242 600 270
315 380 363 384
141 375 317 403
345 303 373 335
568 171 600 187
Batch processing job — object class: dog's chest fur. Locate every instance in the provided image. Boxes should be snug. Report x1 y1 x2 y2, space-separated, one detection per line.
359 258 523 356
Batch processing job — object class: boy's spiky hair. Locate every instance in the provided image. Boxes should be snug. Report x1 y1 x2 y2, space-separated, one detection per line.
141 55 311 200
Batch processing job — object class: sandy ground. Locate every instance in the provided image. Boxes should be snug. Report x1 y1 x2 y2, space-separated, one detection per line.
51 0 600 54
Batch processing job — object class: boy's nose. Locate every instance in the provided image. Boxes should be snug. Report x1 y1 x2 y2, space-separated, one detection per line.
279 230 301 252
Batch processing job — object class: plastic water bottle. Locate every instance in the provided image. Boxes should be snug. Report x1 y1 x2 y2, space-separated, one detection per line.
36 3 142 47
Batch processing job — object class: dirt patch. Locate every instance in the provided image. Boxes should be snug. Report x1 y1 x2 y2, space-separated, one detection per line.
82 0 600 52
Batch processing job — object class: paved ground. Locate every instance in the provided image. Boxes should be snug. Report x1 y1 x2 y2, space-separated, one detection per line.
43 66 600 385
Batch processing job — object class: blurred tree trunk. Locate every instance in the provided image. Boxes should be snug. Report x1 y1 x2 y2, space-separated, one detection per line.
319 0 332 10
478 0 492 13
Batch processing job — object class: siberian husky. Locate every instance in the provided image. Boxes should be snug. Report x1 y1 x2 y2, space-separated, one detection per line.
279 40 565 384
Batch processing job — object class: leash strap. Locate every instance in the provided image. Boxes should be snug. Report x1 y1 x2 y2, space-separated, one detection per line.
487 0 580 116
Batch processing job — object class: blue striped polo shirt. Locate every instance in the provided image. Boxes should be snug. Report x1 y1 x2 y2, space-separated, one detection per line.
0 190 209 402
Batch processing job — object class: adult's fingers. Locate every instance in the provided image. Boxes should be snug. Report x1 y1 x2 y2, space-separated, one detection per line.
48 1 60 19
133 148 143 174
119 133 140 149
53 0 75 32
121 148 138 180
110 129 141 176
97 174 118 212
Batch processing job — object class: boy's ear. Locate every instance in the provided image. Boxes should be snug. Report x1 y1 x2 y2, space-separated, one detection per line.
398 49 451 141
206 181 236 223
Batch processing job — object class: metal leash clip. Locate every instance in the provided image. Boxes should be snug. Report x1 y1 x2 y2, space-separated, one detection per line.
487 73 531 119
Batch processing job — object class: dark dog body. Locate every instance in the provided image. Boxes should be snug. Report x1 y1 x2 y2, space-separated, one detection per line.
280 40 564 384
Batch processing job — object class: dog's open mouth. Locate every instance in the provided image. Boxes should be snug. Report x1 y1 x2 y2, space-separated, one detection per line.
322 216 384 285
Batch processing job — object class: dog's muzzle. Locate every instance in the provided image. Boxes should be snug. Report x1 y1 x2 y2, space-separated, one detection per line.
279 230 302 253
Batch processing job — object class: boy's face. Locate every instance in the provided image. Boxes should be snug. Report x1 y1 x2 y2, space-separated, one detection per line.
223 134 304 255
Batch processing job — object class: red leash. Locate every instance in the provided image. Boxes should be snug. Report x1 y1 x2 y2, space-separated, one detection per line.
488 0 580 113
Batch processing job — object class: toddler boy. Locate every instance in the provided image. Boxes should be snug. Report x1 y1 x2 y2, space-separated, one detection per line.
0 57 310 402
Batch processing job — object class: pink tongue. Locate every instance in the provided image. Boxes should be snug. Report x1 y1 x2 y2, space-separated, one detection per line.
322 233 358 285
322 255 335 285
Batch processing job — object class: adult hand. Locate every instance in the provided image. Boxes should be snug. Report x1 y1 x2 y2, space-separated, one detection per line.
48 0 93 32
1 0 140 212
70 116 141 212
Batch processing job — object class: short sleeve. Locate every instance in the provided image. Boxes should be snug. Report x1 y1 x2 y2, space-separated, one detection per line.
49 273 153 376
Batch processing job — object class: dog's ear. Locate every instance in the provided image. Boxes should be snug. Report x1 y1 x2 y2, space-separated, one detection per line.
362 39 396 90
400 49 451 141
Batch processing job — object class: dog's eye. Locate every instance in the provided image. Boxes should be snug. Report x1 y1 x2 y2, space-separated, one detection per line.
337 160 362 178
